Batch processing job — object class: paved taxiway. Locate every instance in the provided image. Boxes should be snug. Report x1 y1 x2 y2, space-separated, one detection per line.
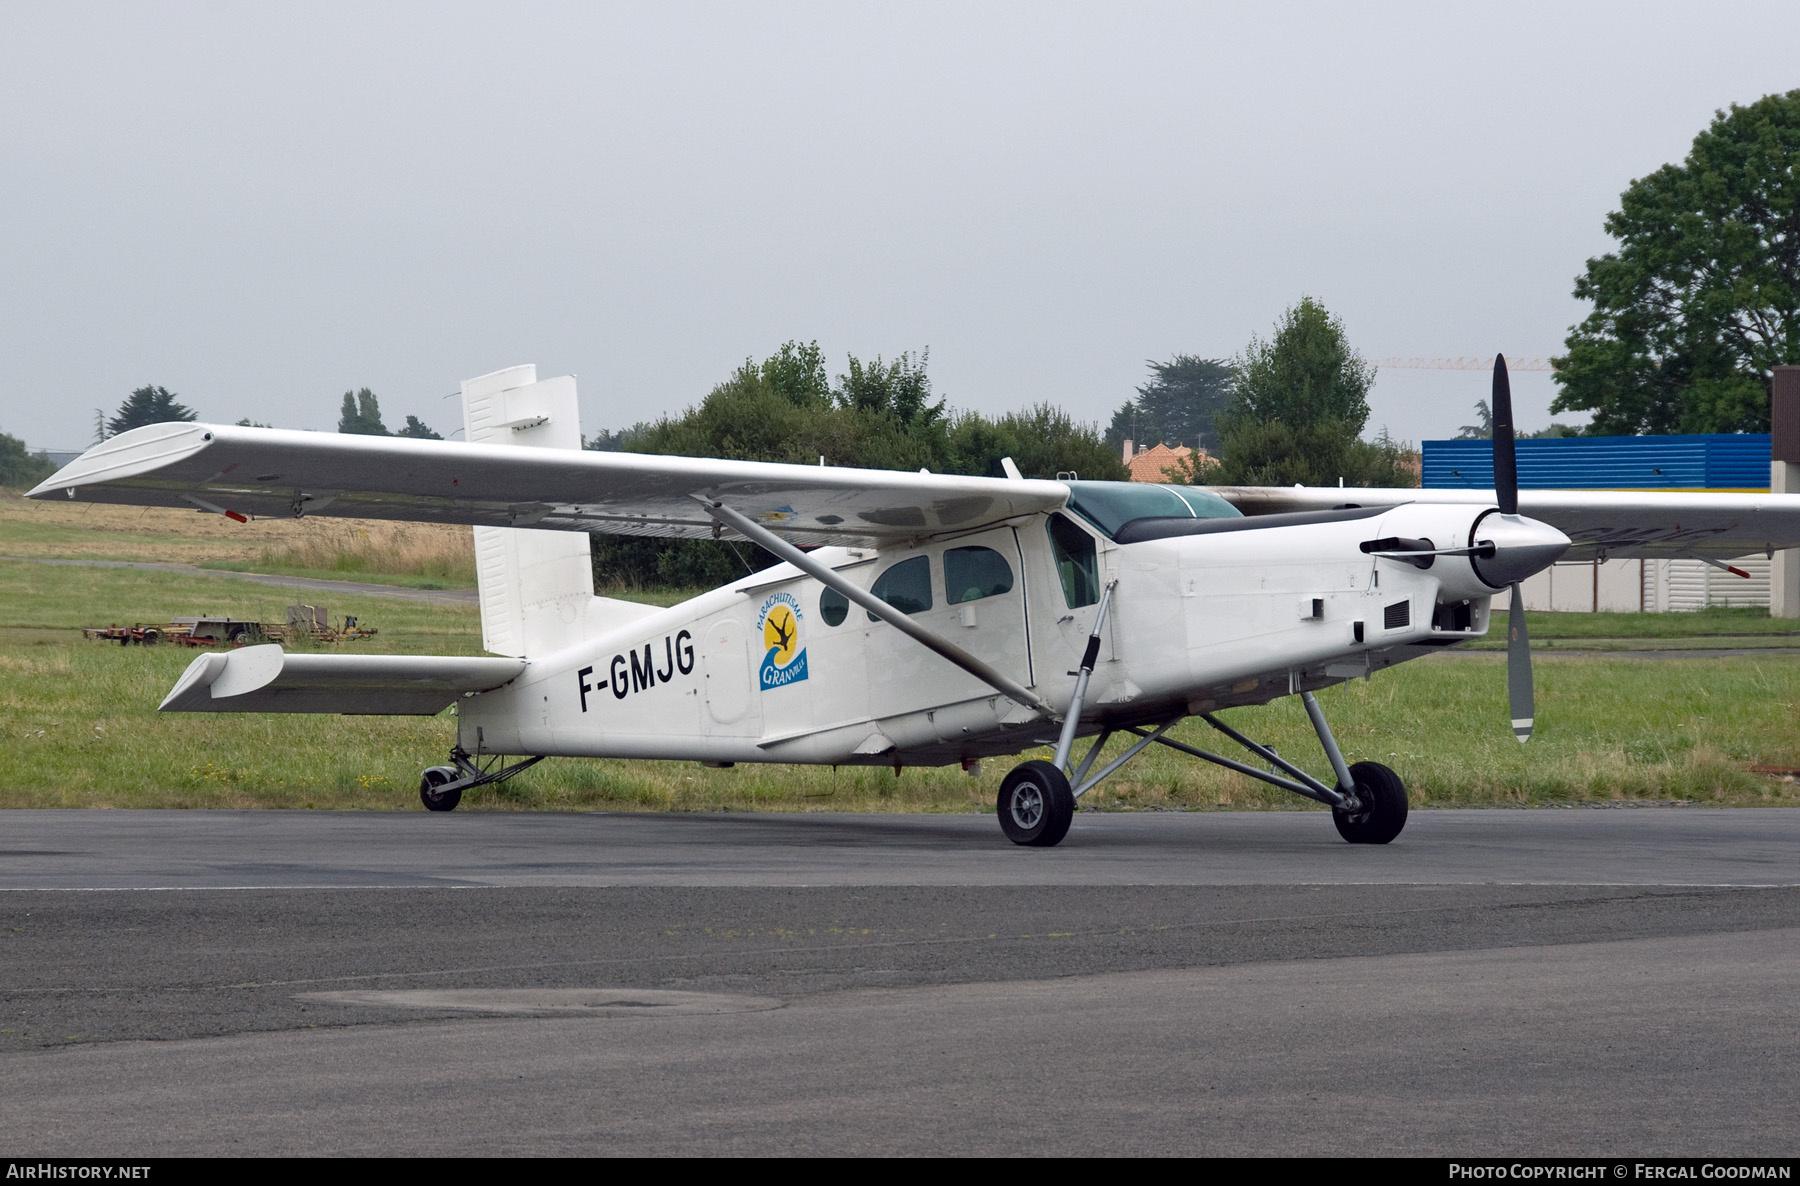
3 808 1798 1156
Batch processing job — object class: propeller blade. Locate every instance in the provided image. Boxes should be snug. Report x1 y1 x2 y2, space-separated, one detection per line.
1507 582 1533 743
1492 354 1517 516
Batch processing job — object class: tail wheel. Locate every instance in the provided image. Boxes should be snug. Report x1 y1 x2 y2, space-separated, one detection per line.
996 759 1075 848
1332 761 1408 844
419 766 462 812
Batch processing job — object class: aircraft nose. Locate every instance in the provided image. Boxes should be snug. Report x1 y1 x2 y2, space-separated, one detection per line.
1469 512 1571 590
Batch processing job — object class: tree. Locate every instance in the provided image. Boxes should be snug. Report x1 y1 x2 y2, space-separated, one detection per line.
836 350 943 429
106 386 196 437
338 388 390 436
585 342 1127 589
1108 354 1238 451
1456 399 1494 440
0 432 54 489
585 423 651 452
945 404 1127 481
1457 399 1578 440
1105 355 1234 453
1208 297 1411 487
1551 90 1800 435
396 415 441 440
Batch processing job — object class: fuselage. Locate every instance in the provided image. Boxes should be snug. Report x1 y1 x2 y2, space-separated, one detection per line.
456 493 1524 768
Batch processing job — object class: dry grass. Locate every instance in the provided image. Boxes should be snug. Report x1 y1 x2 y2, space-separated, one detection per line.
0 487 475 585
232 519 475 584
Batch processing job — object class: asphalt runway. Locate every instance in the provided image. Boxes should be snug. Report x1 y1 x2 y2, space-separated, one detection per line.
3 808 1798 1156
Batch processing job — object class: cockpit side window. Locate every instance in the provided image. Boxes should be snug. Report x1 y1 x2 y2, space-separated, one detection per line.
867 555 933 620
1046 514 1099 608
944 547 1014 605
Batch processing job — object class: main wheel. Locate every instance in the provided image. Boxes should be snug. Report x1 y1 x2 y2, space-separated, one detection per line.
419 766 462 812
996 760 1075 847
1332 760 1407 844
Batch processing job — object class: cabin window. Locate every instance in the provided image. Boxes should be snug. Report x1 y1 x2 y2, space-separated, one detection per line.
944 546 1014 605
819 586 849 627
867 555 933 619
1046 514 1099 608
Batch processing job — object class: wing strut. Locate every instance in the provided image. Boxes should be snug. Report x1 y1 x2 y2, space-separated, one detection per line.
698 499 1056 718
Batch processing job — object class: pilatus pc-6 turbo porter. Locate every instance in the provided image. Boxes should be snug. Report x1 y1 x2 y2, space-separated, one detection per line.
32 359 1800 847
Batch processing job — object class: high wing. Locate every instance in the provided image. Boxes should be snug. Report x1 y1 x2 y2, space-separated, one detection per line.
28 422 1069 548
1212 484 1800 561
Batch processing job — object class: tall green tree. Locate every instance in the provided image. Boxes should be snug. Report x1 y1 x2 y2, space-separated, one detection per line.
587 342 1126 590
0 432 55 489
1551 90 1800 435
836 350 943 429
106 386 196 437
1208 298 1413 488
1106 355 1233 452
396 414 441 440
337 388 390 436
945 404 1127 481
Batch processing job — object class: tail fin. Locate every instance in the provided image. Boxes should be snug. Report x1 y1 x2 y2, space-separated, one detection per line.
461 366 653 657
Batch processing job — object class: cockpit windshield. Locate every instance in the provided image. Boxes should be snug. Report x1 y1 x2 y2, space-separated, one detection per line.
1063 481 1242 540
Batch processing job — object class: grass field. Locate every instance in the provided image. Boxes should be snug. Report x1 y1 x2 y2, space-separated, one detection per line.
0 488 476 588
3 554 1799 812
5 486 1800 812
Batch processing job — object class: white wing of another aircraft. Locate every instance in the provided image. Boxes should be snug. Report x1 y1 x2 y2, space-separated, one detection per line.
29 421 1069 548
1211 484 1800 561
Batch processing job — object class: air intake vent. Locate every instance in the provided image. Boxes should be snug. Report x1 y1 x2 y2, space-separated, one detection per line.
1383 600 1411 630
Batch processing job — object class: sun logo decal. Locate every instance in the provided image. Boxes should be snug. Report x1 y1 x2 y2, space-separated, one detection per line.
755 592 809 690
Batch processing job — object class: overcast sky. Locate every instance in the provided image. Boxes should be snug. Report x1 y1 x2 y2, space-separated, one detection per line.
5 2 1798 453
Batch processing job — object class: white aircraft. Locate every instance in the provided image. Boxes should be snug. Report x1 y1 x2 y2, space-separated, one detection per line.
31 359 1800 847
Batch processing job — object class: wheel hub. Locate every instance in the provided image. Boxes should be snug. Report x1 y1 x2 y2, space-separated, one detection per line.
1009 785 1044 829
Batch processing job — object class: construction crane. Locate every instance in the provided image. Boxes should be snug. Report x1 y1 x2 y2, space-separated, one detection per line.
1374 357 1554 372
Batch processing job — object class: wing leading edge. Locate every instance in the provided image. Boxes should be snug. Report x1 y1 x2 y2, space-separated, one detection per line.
29 422 1069 548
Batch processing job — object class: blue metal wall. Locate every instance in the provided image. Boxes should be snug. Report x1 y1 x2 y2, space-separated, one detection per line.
1421 434 1771 490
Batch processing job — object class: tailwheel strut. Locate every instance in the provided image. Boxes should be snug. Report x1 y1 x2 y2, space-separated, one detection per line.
418 747 545 812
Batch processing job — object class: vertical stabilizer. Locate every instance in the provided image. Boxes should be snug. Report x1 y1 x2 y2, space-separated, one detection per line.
462 366 597 658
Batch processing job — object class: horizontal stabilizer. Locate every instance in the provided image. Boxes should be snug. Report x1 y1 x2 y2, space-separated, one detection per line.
159 645 526 715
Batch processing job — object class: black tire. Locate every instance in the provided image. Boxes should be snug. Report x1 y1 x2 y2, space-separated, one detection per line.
140 628 160 646
420 766 462 812
1332 761 1408 844
227 627 250 645
996 759 1075 847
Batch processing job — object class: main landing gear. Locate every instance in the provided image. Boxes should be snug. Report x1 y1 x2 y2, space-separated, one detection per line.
994 690 1408 849
417 747 545 812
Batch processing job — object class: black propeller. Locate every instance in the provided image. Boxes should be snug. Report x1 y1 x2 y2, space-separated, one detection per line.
1493 354 1518 516
1493 354 1533 743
